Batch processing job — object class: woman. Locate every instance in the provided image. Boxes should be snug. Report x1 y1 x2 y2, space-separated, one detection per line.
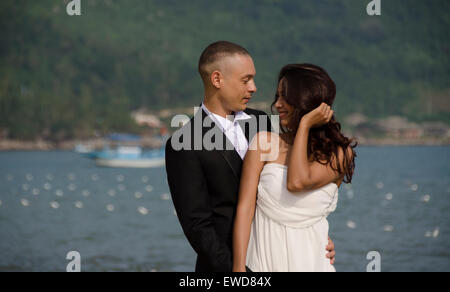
232 64 357 272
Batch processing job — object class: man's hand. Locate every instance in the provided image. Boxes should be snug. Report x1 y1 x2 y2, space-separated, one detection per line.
326 237 336 265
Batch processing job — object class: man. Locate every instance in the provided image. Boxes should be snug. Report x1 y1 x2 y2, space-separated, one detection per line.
165 41 336 272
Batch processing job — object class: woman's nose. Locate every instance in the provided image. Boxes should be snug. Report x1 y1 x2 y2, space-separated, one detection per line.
275 98 282 108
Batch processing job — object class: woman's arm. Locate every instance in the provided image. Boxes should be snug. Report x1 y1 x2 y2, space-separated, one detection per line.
232 132 274 272
287 103 348 192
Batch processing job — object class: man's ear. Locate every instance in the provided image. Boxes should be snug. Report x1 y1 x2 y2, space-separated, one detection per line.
210 71 222 89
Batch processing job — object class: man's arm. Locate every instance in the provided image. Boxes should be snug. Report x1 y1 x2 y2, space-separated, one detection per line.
165 138 232 272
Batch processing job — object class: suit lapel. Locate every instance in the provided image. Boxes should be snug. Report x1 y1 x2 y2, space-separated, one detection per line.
200 107 243 181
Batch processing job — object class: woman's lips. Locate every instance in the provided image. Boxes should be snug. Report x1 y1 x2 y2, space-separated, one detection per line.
278 111 288 119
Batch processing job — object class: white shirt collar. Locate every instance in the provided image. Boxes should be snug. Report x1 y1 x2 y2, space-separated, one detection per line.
201 102 252 123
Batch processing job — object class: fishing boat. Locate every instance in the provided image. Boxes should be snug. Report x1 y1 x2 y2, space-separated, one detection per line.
94 146 165 168
79 133 166 168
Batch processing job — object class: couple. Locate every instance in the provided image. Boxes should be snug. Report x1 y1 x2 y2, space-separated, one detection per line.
165 41 357 272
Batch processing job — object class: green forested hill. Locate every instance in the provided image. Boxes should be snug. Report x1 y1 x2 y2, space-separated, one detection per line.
1 0 449 140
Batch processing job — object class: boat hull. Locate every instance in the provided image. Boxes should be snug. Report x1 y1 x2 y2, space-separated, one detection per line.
95 158 165 168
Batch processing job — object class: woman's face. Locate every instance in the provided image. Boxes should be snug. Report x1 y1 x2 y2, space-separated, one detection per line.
274 79 295 128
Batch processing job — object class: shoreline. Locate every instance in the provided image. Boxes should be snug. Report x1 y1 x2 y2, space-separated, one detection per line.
0 137 449 151
0 137 164 152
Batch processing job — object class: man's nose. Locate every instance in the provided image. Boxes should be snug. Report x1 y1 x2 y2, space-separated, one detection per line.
249 80 257 93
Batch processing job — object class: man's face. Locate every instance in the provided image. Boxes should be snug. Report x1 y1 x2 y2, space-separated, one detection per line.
219 54 257 113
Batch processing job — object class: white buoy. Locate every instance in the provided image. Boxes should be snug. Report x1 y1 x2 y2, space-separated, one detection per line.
68 183 77 191
346 190 354 199
50 201 60 209
137 206 149 215
21 199 30 207
55 189 64 197
116 175 125 182
44 183 52 191
346 220 357 229
383 225 394 232
385 193 393 201
22 184 30 191
432 228 440 238
134 192 143 199
75 201 84 209
82 190 90 197
425 231 432 238
108 190 116 197
410 184 418 191
46 174 54 181
376 182 384 189
106 204 115 212
421 194 431 203
145 185 154 192
160 193 170 201
32 188 40 196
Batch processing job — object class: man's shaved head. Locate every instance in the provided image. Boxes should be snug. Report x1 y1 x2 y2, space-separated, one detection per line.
198 41 250 82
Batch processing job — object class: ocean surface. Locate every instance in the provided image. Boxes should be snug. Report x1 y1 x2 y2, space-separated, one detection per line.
0 147 449 272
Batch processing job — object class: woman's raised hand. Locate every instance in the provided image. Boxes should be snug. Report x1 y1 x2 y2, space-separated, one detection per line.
300 102 334 129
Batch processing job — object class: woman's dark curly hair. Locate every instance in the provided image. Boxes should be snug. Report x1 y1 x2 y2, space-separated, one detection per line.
271 64 357 183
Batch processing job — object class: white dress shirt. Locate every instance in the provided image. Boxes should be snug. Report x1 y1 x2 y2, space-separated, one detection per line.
201 102 252 160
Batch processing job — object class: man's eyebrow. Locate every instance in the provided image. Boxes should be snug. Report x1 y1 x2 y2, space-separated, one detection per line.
241 74 255 79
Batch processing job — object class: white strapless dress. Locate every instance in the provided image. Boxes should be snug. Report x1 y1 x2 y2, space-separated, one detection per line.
246 163 338 272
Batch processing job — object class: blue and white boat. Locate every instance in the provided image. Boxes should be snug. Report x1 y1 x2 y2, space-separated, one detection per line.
79 133 166 168
95 146 165 168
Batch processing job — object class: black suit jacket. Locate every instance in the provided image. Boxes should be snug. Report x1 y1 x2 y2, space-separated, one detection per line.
165 106 271 272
